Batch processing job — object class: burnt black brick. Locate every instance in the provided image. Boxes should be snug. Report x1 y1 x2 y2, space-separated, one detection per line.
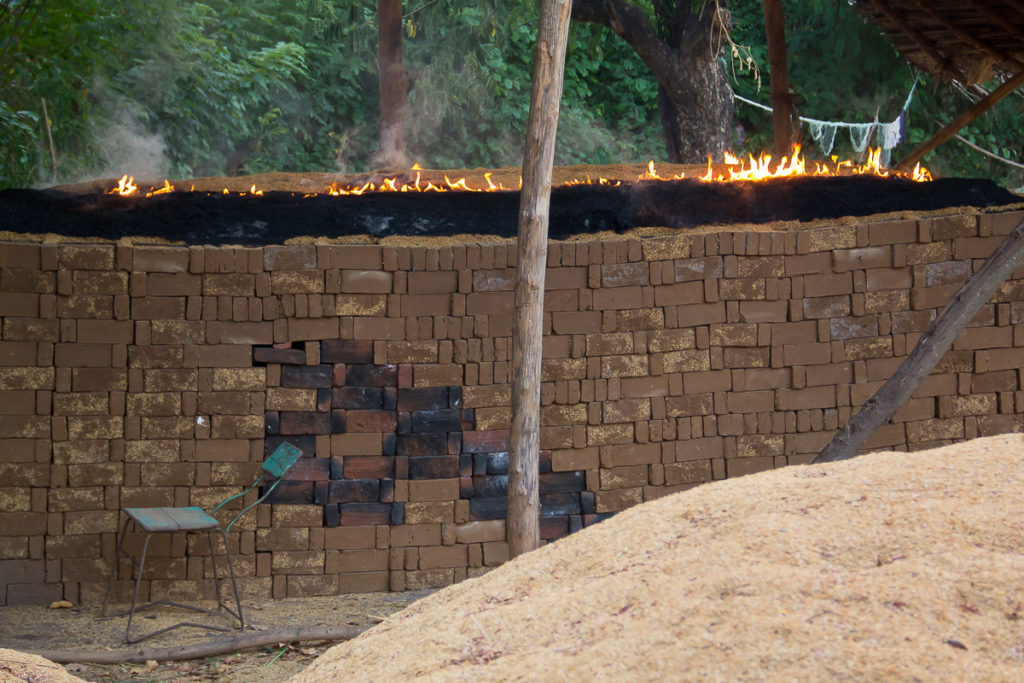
330 409 347 434
540 515 569 540
448 432 462 455
324 504 341 528
583 512 616 526
314 481 329 505
569 515 584 534
396 412 411 434
539 450 552 474
449 386 462 409
254 346 306 365
316 388 331 412
340 502 391 526
390 502 405 525
472 455 488 476
459 454 473 477
264 411 280 435
473 474 507 498
541 492 581 516
380 478 395 503
291 457 332 482
469 496 507 521
580 490 596 515
280 411 331 435
461 408 475 429
540 471 585 494
396 387 448 412
266 434 316 459
382 433 397 456
264 481 314 504
484 452 508 475
382 387 397 411
321 339 373 364
330 455 344 480
459 476 473 499
345 364 397 387
332 386 384 410
408 455 459 479
281 364 333 388
396 433 447 457
328 479 380 503
411 409 462 433
394 456 409 479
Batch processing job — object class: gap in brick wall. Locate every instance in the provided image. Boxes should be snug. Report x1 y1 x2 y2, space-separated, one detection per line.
254 340 603 540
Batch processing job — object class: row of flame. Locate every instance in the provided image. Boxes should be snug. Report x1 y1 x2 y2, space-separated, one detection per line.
107 146 932 198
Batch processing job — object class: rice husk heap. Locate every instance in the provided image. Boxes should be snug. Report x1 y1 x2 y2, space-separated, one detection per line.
292 434 1024 681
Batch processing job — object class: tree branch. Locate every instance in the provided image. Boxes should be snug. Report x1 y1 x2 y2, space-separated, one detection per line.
571 0 676 85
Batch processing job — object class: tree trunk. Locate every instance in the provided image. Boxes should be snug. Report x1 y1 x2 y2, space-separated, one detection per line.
377 0 408 167
507 0 573 559
573 0 734 164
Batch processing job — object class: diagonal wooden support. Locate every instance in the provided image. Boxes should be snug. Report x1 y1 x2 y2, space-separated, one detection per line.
815 215 1024 463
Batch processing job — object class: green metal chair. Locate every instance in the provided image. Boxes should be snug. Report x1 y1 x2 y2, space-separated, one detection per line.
103 441 302 643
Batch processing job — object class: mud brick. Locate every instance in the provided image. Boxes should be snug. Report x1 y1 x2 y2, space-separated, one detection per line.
324 504 341 527
330 410 346 433
288 457 331 481
264 245 316 271
253 346 306 365
469 496 507 521
345 364 397 387
343 456 395 479
320 340 373 364
540 471 585 493
346 410 398 433
131 296 186 320
2 318 59 342
332 386 385 410
265 481 314 504
279 411 331 435
397 433 447 457
410 409 461 433
281 364 332 388
472 269 515 292
56 343 113 368
340 502 391 526
396 387 448 411
540 515 570 541
408 455 459 479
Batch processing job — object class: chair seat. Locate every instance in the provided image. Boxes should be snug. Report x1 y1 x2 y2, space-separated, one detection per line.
124 507 218 533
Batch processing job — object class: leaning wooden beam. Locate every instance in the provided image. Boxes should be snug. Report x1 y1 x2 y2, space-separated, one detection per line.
896 68 1024 171
763 0 794 157
815 216 1024 463
507 0 573 558
23 625 367 664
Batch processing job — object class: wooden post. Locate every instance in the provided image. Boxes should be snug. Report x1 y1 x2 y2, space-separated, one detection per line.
507 0 573 558
815 216 1024 463
377 0 408 167
763 0 793 158
896 69 1024 171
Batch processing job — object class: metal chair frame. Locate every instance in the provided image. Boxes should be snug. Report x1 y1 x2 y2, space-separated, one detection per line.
103 441 301 643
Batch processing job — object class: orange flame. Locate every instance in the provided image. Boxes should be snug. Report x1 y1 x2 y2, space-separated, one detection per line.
107 147 932 199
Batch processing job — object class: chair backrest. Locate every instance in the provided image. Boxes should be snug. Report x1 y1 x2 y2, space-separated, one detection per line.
211 441 302 532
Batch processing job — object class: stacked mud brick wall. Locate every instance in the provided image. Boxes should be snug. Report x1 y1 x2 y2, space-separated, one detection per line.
1 208 1023 606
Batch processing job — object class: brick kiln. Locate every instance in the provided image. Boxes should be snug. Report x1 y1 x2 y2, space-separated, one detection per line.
0 165 1022 606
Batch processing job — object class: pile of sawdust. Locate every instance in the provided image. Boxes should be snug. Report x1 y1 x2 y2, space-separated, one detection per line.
293 434 1024 682
0 649 84 682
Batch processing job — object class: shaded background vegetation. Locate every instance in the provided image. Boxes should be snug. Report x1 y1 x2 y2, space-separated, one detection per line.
1 0 1021 190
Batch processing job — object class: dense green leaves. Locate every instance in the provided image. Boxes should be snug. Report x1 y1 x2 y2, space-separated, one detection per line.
0 0 1020 190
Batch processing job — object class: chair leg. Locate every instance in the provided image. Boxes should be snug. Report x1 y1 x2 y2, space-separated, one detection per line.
124 532 154 644
218 528 245 629
206 529 224 611
102 512 132 617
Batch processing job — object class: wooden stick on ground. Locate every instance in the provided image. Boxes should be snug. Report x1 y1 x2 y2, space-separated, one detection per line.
507 0 573 558
815 215 1024 463
22 624 367 665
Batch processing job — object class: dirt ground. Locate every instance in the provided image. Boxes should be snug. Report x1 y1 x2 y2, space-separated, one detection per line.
0 590 433 682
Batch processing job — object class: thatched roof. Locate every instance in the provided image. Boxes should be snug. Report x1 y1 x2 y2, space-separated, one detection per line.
851 0 1024 85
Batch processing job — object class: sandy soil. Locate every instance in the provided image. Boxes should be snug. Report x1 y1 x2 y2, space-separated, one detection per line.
0 591 432 682
293 434 1024 682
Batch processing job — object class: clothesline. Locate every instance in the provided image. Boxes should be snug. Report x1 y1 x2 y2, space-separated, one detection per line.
733 78 919 165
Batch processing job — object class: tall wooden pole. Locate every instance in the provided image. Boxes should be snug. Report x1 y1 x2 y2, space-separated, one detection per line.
896 69 1024 171
507 0 573 558
763 0 793 158
815 216 1024 463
